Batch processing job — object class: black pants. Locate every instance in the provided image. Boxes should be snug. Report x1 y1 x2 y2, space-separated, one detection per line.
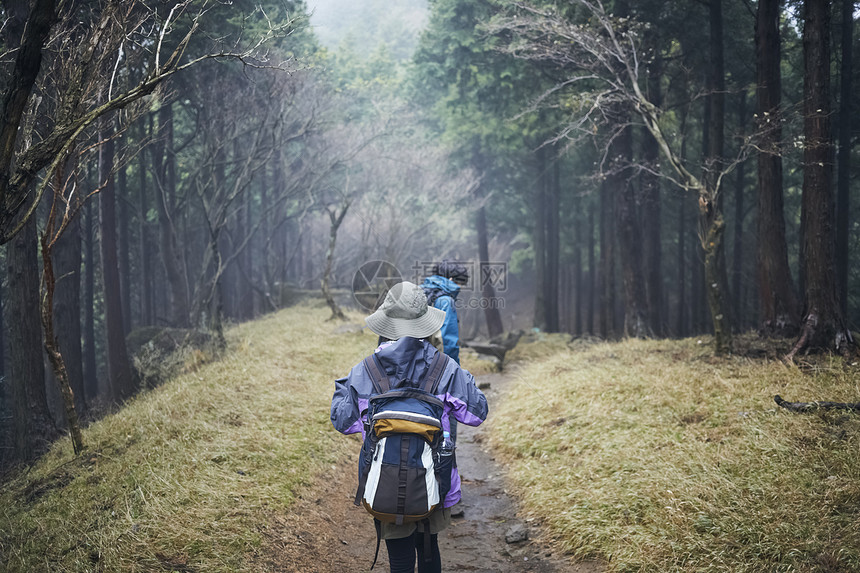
384 531 441 573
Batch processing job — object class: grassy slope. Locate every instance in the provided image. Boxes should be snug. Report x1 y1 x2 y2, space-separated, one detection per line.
492 336 860 572
0 303 376 572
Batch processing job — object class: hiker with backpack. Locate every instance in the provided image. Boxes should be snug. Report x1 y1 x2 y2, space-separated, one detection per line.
420 260 469 365
331 281 488 573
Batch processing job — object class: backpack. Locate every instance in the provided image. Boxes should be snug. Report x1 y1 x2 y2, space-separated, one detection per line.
354 349 454 525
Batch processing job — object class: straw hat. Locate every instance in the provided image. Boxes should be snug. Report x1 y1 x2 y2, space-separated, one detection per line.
365 281 446 340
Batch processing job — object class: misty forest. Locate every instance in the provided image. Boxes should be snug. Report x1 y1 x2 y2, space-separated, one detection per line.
1 0 860 571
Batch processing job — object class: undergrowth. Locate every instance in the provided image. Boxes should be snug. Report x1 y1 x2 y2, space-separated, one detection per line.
491 335 860 572
0 302 376 572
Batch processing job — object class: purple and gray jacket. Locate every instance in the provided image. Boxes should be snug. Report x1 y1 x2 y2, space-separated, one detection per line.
330 336 488 508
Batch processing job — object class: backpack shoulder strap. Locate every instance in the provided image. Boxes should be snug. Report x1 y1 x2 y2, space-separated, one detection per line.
363 354 391 394
420 350 448 394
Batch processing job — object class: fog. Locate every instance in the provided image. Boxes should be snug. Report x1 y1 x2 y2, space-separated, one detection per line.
307 0 429 60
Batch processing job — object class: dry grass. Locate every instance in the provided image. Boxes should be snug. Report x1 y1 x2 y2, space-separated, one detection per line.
490 335 860 573
459 348 500 376
0 303 376 572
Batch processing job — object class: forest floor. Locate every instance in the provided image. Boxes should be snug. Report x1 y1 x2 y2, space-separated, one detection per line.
258 370 605 573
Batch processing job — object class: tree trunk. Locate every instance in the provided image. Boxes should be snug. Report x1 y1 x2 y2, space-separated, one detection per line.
640 34 664 335
83 193 98 403
259 163 272 308
701 210 731 353
139 121 153 326
533 147 547 331
641 81 664 336
613 121 650 338
573 197 583 335
545 154 561 333
235 188 251 321
732 92 747 330
701 0 732 354
706 0 726 185
52 156 85 415
204 228 228 350
598 178 616 339
117 162 132 335
244 164 256 318
40 230 84 455
152 103 190 328
476 201 504 337
835 0 854 317
322 204 349 321
3 217 56 464
788 0 853 359
693 91 709 336
0 279 5 379
677 191 687 337
99 119 136 402
756 0 800 336
587 200 596 335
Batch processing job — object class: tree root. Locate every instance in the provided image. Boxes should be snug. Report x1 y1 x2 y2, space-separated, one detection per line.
774 395 860 413
783 312 856 362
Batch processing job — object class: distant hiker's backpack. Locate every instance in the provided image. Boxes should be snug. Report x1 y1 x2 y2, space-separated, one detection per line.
354 350 454 526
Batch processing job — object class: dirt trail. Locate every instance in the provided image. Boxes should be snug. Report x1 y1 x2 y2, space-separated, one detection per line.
439 371 605 573
261 370 605 573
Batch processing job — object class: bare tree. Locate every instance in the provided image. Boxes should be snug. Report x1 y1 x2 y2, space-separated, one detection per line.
0 0 289 245
308 114 393 321
489 0 749 353
39 151 92 454
0 0 293 462
188 92 278 344
322 198 351 321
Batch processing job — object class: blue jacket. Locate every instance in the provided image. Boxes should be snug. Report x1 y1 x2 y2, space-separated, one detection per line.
331 337 488 507
421 275 461 364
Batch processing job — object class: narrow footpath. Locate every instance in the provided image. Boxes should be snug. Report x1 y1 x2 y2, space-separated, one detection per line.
261 370 605 572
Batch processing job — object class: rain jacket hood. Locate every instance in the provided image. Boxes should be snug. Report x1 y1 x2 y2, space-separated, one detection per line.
421 275 462 363
421 275 460 300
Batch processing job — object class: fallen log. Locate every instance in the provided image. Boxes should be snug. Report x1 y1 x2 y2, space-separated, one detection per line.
462 330 523 366
774 395 860 413
464 341 508 361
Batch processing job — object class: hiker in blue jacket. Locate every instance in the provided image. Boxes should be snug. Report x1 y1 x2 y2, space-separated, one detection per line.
421 260 469 464
420 260 469 365
331 281 488 573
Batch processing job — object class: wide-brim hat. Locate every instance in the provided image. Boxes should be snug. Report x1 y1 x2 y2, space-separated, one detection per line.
365 281 446 340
